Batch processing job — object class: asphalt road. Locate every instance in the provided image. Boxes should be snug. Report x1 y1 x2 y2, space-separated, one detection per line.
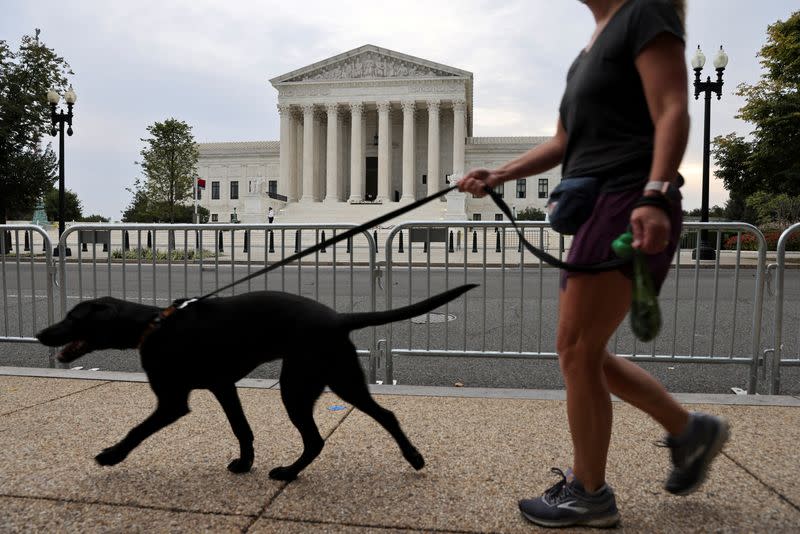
2 262 798 395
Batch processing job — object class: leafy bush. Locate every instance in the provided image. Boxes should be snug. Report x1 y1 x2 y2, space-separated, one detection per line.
111 248 216 261
723 231 800 251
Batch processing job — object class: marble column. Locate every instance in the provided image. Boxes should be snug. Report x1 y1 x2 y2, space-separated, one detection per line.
348 102 364 202
401 101 416 201
324 104 339 202
426 100 441 193
301 104 315 202
278 104 293 202
452 99 467 179
292 109 303 202
377 101 391 202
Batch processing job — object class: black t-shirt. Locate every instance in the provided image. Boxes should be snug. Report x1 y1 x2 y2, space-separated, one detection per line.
558 0 684 192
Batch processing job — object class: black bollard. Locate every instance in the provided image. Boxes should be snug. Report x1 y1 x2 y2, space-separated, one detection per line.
124 231 130 251
82 240 88 252
168 230 175 250
295 230 300 253
398 231 404 253
218 230 224 252
346 236 351 254
147 231 152 249
268 230 275 253
195 231 200 250
24 231 30 252
472 231 478 253
423 238 427 253
449 230 454 253
1 230 10 254
517 233 522 252
320 231 326 253
243 230 249 253
495 230 501 253
373 230 379 253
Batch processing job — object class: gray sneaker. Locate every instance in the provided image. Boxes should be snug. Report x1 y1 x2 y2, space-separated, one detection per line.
663 412 730 496
518 468 620 529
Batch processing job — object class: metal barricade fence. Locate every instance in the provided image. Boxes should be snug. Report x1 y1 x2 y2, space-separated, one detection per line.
0 225 56 365
381 221 767 393
770 222 800 394
56 223 380 381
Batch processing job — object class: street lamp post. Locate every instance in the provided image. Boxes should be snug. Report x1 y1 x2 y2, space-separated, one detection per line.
47 85 77 257
691 45 728 260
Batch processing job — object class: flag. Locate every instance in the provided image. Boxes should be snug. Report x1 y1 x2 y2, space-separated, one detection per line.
196 178 206 189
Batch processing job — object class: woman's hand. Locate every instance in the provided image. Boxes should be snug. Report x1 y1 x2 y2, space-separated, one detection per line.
457 168 504 197
631 202 671 255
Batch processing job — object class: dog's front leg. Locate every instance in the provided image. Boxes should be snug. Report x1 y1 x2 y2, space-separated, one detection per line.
210 384 254 473
96 393 189 467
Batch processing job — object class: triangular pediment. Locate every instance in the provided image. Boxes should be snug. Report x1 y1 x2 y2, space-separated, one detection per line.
270 44 471 85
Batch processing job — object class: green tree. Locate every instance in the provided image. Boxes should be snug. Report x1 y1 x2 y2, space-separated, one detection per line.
0 29 72 224
44 187 82 221
745 191 800 228
123 177 208 223
712 11 800 221
135 118 198 223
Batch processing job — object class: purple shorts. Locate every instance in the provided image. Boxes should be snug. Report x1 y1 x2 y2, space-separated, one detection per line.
560 188 683 292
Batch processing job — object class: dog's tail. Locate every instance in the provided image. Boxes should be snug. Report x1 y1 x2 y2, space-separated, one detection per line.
337 284 478 331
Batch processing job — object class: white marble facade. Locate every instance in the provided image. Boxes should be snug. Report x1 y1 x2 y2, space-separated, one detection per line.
197 45 560 223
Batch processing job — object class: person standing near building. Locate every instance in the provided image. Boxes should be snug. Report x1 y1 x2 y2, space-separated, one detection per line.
458 0 728 528
268 207 274 224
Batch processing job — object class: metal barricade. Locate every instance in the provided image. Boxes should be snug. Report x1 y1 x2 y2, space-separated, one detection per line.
57 223 380 381
770 222 800 394
382 221 767 393
0 225 56 365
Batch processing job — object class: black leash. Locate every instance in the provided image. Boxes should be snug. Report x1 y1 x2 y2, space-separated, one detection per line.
198 186 459 300
194 184 629 301
482 186 629 273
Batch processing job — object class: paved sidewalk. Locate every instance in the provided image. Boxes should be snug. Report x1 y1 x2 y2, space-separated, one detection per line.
1 369 799 533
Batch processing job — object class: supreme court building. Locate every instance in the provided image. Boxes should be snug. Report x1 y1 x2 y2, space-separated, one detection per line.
196 45 561 224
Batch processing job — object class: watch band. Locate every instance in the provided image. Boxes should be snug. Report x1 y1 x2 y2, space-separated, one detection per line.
644 181 671 194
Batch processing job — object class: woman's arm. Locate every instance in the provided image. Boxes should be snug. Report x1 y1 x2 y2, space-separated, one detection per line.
457 118 567 197
631 32 689 253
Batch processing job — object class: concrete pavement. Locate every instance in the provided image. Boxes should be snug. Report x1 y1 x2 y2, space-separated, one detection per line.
1 369 799 533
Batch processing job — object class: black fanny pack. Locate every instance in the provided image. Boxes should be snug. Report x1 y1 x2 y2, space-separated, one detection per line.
546 177 600 235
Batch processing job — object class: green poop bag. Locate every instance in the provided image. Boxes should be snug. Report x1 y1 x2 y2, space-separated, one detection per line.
611 231 662 342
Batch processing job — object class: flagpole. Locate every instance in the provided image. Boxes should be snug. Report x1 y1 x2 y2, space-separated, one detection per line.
194 177 198 224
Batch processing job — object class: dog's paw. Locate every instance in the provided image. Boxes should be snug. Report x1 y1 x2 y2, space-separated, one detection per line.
95 446 125 466
405 448 425 470
268 466 298 481
227 458 253 474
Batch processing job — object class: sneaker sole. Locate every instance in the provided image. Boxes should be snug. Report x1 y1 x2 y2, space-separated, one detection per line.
669 418 730 496
520 510 621 529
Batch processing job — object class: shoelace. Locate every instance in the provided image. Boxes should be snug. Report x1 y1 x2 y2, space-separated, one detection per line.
543 467 572 503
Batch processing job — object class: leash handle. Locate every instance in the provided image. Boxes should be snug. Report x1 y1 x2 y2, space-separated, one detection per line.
482 185 629 273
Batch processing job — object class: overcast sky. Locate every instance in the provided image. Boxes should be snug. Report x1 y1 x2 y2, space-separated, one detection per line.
3 0 797 219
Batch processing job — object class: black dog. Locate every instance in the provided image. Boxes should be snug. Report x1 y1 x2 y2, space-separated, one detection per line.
36 285 476 480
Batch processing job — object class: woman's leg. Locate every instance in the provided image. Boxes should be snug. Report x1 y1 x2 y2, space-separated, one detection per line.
603 353 689 436
557 270 633 492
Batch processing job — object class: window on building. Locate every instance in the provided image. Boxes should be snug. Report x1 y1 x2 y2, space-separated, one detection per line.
211 181 220 200
268 180 277 196
494 183 504 198
230 181 239 200
472 214 482 221
538 178 548 199
516 179 526 199
422 174 427 185
495 214 503 221
211 213 218 222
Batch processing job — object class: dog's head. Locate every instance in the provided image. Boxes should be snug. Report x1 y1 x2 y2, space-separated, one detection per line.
36 297 150 362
